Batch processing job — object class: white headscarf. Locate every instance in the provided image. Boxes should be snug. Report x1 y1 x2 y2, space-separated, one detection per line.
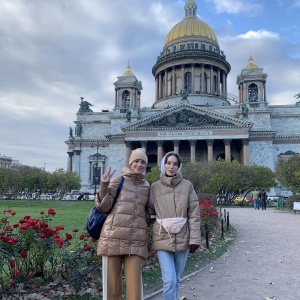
160 152 182 175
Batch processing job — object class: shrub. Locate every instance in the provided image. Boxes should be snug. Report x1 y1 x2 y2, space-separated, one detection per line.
199 200 219 237
285 195 300 209
198 193 217 205
0 208 99 292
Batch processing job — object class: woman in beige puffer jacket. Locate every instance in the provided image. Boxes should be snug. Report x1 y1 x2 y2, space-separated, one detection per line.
147 151 201 300
95 148 150 300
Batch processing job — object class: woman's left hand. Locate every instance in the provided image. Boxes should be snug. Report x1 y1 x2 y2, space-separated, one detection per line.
189 244 200 254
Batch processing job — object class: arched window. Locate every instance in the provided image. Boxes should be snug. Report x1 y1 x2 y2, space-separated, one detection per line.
122 90 130 108
184 72 192 93
248 83 258 101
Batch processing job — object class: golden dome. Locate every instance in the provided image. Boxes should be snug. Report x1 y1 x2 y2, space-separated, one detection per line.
165 17 218 45
244 56 259 69
122 64 135 76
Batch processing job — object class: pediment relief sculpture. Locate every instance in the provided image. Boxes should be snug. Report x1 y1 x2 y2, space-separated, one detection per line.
138 109 232 128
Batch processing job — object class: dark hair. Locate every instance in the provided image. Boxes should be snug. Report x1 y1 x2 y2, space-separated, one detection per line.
164 152 182 166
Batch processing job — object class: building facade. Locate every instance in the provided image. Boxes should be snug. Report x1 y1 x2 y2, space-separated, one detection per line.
65 0 300 193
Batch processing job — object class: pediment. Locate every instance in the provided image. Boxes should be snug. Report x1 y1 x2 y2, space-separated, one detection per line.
122 103 252 131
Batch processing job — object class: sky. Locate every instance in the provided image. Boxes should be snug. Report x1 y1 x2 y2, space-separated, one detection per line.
0 0 299 172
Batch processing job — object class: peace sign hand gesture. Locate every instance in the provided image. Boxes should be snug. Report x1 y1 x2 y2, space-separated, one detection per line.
101 167 116 182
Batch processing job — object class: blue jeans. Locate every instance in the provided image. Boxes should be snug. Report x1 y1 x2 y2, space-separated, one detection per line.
254 198 259 209
157 249 189 300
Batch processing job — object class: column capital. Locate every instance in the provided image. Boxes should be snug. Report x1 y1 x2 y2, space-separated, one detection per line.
141 141 148 148
172 140 180 147
74 150 81 155
189 140 197 146
223 139 232 146
67 151 74 157
125 141 132 148
156 140 164 147
206 139 214 146
242 138 249 145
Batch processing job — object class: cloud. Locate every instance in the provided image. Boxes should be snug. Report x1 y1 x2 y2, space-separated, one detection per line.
205 0 263 16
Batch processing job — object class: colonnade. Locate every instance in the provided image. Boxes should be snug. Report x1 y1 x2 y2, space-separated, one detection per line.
155 64 228 102
125 138 249 166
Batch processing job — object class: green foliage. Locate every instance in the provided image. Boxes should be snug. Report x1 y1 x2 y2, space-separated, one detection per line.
275 155 300 193
285 194 300 209
0 166 81 195
182 160 276 205
197 193 217 205
145 166 160 185
0 207 99 292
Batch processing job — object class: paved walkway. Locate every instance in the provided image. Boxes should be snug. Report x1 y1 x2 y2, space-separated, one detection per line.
146 207 300 300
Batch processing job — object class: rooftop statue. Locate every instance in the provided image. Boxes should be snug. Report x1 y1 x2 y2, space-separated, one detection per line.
180 88 188 100
78 97 93 113
241 102 249 117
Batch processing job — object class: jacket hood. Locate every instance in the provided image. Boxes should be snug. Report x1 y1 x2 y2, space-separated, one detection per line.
160 152 183 175
160 172 183 187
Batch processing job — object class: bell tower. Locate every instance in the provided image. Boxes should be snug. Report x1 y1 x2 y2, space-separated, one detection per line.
237 56 268 109
113 64 143 115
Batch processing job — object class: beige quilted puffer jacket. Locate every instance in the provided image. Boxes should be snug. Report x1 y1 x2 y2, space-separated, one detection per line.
95 167 150 258
147 172 201 252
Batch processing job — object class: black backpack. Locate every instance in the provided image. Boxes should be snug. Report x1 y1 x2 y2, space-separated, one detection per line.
86 176 124 240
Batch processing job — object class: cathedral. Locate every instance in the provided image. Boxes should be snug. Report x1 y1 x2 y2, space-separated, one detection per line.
65 0 300 194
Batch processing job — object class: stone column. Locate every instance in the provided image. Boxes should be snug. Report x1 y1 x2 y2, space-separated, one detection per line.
210 66 213 94
189 140 196 162
173 140 180 154
141 141 147 152
125 141 132 167
222 72 226 97
165 70 168 97
242 139 249 166
115 89 118 107
158 73 162 99
157 141 163 167
206 140 214 162
101 161 105 177
191 64 195 93
201 64 204 93
67 151 73 172
264 82 267 101
224 139 232 162
217 68 221 95
172 67 175 95
155 76 158 102
181 65 185 90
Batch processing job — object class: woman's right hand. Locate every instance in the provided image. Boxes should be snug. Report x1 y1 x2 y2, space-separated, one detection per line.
101 167 116 182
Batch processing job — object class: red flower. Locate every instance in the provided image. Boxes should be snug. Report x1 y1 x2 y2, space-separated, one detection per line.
72 228 78 232
67 241 71 246
40 211 45 215
21 251 27 259
15 269 20 276
40 233 46 239
10 260 16 268
24 215 31 220
11 211 16 216
65 233 72 240
13 223 19 228
79 235 85 240
55 225 64 231
48 208 56 216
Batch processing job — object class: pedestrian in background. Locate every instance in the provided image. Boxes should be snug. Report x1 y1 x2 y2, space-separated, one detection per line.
95 148 150 300
252 188 261 210
260 188 268 210
147 151 201 300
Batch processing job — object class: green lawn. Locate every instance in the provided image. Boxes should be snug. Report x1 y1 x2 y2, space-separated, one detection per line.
0 200 94 234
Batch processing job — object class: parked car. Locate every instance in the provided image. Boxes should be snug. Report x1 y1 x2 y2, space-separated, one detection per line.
234 196 249 205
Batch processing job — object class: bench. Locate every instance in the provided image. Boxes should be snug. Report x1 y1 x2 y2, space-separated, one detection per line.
293 202 300 214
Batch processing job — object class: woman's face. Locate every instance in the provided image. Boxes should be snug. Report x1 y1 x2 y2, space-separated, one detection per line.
130 159 147 174
165 155 179 176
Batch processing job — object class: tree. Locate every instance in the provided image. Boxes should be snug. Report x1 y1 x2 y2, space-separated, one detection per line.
0 168 17 194
275 155 300 193
145 166 160 185
182 160 276 204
